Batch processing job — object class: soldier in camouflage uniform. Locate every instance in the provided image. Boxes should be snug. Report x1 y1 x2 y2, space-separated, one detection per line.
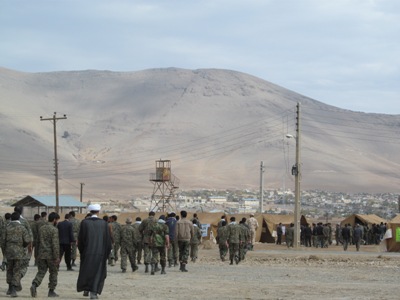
139 211 156 273
120 217 140 273
30 212 60 298
239 218 250 261
176 210 194 272
216 220 228 261
13 206 33 287
227 216 242 265
0 214 6 271
108 215 121 266
132 217 143 264
68 211 80 267
190 219 202 263
30 214 41 266
246 214 259 250
2 212 31 297
149 215 169 275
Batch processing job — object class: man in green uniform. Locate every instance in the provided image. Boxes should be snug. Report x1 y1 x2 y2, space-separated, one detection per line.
216 220 228 261
227 216 242 265
120 217 140 273
2 212 31 297
149 215 169 275
68 211 80 267
190 219 202 263
139 211 156 273
30 212 60 298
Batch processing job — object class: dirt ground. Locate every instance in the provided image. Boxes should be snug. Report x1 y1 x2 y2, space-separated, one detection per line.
0 243 399 300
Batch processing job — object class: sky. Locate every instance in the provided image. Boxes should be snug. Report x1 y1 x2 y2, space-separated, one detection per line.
1 0 399 114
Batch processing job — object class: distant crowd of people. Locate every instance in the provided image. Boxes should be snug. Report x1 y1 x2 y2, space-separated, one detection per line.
275 221 388 251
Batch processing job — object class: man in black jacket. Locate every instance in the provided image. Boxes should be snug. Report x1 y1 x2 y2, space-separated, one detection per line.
57 214 75 271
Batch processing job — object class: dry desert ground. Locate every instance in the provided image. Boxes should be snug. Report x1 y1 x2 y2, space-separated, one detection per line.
0 243 399 300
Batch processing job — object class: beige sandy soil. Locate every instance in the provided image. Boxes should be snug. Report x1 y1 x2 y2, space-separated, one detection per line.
1 243 399 300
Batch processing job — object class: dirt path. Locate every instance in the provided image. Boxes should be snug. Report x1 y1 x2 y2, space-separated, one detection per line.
1 244 399 299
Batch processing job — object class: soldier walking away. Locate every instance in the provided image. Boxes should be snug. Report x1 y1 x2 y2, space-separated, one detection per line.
286 223 294 248
139 211 157 273
239 218 250 261
77 204 112 300
190 219 202 262
353 223 363 251
68 211 80 267
30 212 61 298
109 215 122 264
149 215 170 275
276 223 283 245
132 217 143 265
120 217 140 273
216 221 228 261
342 224 351 251
176 210 194 272
2 212 31 297
227 217 242 265
246 214 259 250
13 206 33 285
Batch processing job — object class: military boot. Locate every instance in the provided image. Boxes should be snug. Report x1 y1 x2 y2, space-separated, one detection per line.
168 260 173 268
174 259 178 267
181 263 188 272
154 263 160 272
145 264 149 273
10 285 17 297
71 259 77 267
150 264 155 275
30 283 37 297
161 266 166 275
230 259 233 265
7 284 12 295
48 289 59 297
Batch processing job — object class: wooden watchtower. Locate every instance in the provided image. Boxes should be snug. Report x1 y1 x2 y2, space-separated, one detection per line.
149 159 180 212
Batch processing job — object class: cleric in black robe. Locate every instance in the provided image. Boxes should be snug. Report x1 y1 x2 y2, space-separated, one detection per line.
77 204 112 299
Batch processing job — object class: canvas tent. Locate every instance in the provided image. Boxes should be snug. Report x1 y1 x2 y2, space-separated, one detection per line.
12 195 87 220
384 214 400 252
340 214 386 227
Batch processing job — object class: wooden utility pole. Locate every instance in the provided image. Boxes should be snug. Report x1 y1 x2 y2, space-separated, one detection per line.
40 112 67 213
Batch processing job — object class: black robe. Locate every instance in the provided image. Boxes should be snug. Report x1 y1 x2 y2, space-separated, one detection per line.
77 217 112 295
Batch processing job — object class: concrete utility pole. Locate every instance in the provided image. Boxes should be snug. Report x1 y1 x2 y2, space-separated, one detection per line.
40 112 67 213
260 161 265 213
294 102 301 249
80 182 85 214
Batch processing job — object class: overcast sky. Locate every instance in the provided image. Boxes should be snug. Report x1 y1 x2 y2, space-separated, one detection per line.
1 0 399 114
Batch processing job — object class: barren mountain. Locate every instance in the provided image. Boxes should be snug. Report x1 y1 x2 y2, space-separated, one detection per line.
0 67 399 200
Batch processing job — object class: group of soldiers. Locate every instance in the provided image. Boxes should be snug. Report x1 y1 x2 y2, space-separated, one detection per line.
103 210 202 275
0 206 81 297
215 214 259 265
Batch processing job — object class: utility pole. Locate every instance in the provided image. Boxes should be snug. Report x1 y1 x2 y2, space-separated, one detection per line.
294 102 301 249
80 182 85 214
40 112 67 213
260 161 265 213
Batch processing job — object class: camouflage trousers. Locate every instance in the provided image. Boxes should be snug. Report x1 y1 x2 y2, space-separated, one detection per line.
143 243 152 264
120 245 137 271
239 243 248 260
6 259 23 287
113 242 120 261
32 259 58 290
150 246 166 267
190 242 199 260
71 241 78 260
167 239 178 264
218 243 228 260
229 243 240 262
178 241 190 264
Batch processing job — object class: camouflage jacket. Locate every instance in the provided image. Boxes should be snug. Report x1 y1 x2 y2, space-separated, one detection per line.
227 222 242 244
239 223 250 243
2 221 31 259
139 216 156 244
111 221 122 244
37 222 60 260
216 226 228 244
121 224 142 248
148 220 169 248
190 225 202 245
69 217 81 238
